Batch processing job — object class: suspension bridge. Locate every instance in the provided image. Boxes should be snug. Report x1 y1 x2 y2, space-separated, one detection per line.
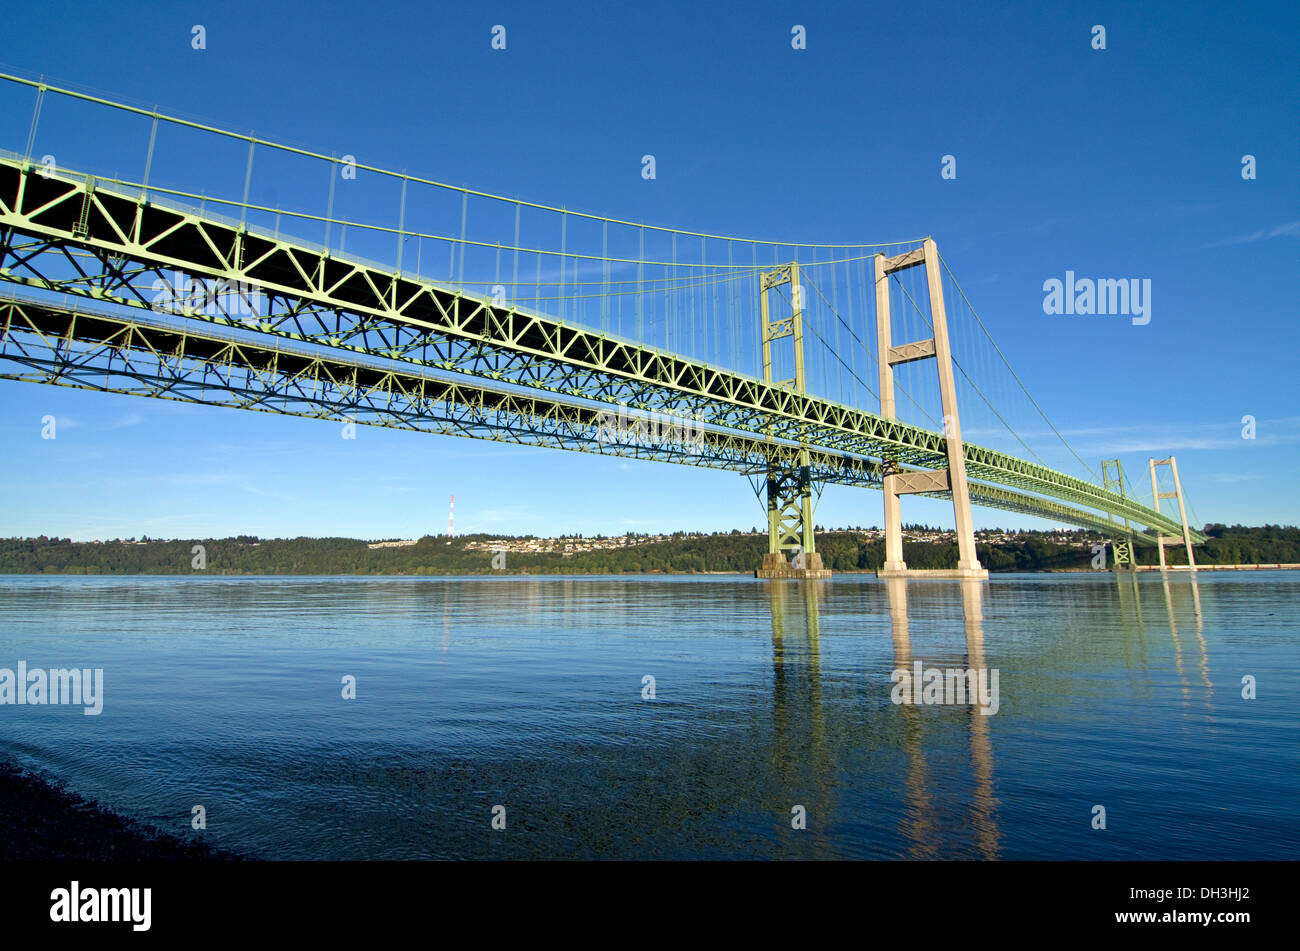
0 72 1204 579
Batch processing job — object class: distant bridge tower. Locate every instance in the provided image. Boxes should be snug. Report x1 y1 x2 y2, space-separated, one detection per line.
874 239 987 579
1101 459 1136 570
448 494 455 544
755 262 829 579
1149 457 1196 570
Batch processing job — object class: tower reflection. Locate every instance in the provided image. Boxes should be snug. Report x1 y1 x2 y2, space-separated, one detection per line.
1160 572 1212 702
886 578 939 858
761 577 1002 858
766 579 831 855
885 578 999 859
961 580 999 860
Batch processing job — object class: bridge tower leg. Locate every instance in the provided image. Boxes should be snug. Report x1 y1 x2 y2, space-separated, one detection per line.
874 239 987 579
755 262 830 579
1149 456 1197 572
1101 459 1136 571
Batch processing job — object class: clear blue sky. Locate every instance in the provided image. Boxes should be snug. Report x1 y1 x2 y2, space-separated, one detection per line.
1 0 1296 541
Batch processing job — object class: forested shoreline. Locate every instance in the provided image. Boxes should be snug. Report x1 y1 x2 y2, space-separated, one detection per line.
0 524 1293 575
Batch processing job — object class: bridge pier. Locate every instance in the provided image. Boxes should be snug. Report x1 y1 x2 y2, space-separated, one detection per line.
753 261 831 579
1109 539 1137 572
873 239 987 581
754 453 831 579
756 550 830 579
1101 459 1137 571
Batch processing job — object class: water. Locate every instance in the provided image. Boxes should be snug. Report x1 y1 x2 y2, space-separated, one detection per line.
0 572 1295 860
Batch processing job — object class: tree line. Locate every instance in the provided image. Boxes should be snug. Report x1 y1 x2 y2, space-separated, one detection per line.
0 524 1293 575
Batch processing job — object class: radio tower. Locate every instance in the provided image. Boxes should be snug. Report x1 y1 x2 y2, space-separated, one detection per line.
447 494 454 544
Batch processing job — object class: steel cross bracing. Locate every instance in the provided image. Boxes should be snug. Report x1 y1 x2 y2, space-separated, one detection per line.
0 294 1171 545
0 158 1202 544
0 294 889 482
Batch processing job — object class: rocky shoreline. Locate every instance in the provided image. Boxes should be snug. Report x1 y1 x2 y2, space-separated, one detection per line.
0 759 241 860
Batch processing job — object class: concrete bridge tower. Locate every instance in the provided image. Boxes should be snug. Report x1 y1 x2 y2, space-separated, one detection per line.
874 239 987 580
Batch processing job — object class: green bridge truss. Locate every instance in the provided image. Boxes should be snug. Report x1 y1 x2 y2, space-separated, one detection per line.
0 155 1202 547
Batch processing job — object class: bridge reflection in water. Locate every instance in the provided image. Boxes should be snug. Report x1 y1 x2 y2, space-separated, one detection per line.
765 579 832 857
761 570 1211 860
765 577 1001 859
0 569 1232 859
884 578 999 859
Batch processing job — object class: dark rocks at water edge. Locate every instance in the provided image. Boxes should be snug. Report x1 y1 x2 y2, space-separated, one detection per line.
0 759 241 860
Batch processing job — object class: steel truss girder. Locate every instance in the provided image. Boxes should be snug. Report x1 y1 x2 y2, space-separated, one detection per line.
0 296 883 483
0 159 1201 543
0 295 1157 542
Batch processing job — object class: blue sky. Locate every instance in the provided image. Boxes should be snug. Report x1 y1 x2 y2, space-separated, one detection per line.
1 0 1296 541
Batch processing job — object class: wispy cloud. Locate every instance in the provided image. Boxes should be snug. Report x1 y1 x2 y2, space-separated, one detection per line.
60 512 214 541
157 470 279 498
1099 434 1263 453
969 416 1300 449
471 506 541 528
1068 416 1300 455
1208 220 1300 247
104 412 144 430
1205 473 1265 483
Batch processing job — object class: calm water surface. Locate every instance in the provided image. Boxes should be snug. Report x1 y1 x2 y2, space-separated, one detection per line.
0 572 1295 859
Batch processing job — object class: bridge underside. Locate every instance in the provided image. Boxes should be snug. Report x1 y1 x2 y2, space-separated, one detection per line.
0 294 1174 547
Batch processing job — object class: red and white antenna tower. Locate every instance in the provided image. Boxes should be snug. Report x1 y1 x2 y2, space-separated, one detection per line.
448 494 455 542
